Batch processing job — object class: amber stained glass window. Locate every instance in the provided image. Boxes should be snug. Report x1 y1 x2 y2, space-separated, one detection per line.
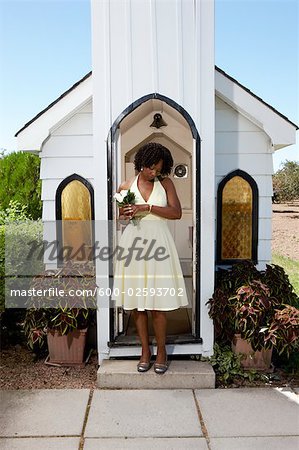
61 180 92 261
221 176 252 260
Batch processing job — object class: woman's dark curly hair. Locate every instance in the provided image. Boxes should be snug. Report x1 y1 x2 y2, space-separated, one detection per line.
134 142 173 176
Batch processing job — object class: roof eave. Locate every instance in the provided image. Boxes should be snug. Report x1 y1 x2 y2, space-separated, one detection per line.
16 73 92 152
215 68 298 150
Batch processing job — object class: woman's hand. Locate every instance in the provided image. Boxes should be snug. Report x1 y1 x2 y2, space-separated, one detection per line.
122 204 134 219
122 204 148 218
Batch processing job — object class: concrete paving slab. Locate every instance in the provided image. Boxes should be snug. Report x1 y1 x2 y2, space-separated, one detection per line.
209 436 299 450
97 360 215 389
85 389 202 438
0 438 81 450
0 390 90 437
84 437 209 449
195 388 299 437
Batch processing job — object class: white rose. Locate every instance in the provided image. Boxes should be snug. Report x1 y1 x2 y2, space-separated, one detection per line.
120 190 128 198
114 190 128 203
113 193 123 202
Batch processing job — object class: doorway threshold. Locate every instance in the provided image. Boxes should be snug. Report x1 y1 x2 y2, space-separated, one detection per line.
108 334 202 348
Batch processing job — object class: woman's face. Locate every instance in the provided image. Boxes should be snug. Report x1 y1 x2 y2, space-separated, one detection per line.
143 159 163 180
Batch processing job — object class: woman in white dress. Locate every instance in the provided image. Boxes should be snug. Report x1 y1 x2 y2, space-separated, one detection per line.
113 143 189 373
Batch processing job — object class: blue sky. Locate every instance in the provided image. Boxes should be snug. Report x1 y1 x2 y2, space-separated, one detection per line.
0 0 298 171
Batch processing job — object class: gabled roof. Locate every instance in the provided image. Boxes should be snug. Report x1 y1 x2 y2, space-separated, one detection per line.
215 67 298 150
16 67 297 152
215 66 298 130
15 72 92 137
16 72 92 151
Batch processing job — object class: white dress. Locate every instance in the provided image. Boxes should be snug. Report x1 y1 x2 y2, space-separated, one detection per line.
111 173 190 311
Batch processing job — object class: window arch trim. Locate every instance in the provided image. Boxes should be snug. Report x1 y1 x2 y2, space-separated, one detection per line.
56 173 95 221
55 174 95 267
217 169 258 265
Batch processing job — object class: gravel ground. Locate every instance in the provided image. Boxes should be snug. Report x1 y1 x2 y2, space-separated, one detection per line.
272 201 299 260
1 202 298 390
0 345 98 390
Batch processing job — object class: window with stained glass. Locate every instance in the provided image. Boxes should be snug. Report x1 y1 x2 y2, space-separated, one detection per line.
217 171 258 263
56 176 94 263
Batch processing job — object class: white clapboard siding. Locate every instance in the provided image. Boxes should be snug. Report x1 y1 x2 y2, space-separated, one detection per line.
42 200 55 221
181 2 196 112
215 90 274 255
52 113 92 136
216 154 273 176
93 0 212 130
216 109 262 133
258 239 272 262
216 132 271 154
41 178 94 201
40 157 94 180
216 175 273 197
79 101 93 113
258 197 273 219
253 175 273 197
42 135 93 158
215 96 230 110
259 218 272 240
155 2 181 99
40 101 94 221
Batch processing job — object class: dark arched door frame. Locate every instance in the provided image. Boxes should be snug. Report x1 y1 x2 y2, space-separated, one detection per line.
107 93 202 342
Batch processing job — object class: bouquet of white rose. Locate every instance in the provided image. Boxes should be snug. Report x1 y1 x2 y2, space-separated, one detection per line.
114 189 136 206
113 189 139 226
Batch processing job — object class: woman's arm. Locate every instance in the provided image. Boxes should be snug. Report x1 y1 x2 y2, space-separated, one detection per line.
150 178 182 219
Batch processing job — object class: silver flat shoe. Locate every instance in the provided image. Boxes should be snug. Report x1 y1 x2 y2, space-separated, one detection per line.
154 356 168 374
137 361 151 372
137 355 152 372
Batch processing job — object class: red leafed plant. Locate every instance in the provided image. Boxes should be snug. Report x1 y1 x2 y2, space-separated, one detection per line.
230 280 281 352
262 305 299 356
207 261 299 357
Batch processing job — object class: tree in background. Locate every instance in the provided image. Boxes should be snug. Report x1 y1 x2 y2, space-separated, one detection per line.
0 151 42 220
273 160 299 203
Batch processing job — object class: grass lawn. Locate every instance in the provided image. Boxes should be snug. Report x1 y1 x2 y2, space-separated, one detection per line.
272 253 299 296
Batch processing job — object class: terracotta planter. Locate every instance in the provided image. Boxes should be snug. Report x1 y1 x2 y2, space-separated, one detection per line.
47 328 88 367
232 334 272 370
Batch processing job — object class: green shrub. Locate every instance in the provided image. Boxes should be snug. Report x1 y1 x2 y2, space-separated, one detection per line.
202 343 258 385
0 200 43 347
0 151 42 219
272 160 299 202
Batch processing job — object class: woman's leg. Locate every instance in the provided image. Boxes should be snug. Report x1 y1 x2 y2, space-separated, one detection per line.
132 309 151 362
151 310 167 364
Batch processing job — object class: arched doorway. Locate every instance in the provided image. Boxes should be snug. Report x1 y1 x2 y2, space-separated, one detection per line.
107 94 201 346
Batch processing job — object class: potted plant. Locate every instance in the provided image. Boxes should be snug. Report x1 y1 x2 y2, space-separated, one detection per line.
23 260 97 366
207 261 299 370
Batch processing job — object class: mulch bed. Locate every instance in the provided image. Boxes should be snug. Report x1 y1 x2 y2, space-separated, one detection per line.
0 344 98 390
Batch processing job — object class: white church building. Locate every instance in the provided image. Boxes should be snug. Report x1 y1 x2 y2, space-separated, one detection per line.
16 0 297 363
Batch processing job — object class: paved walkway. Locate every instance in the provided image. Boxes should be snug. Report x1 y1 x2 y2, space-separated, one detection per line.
1 387 298 449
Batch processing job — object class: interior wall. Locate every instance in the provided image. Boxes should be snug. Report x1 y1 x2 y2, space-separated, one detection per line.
118 103 194 263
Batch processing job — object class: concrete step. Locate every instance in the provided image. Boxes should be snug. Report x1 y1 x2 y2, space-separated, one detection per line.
97 360 215 389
